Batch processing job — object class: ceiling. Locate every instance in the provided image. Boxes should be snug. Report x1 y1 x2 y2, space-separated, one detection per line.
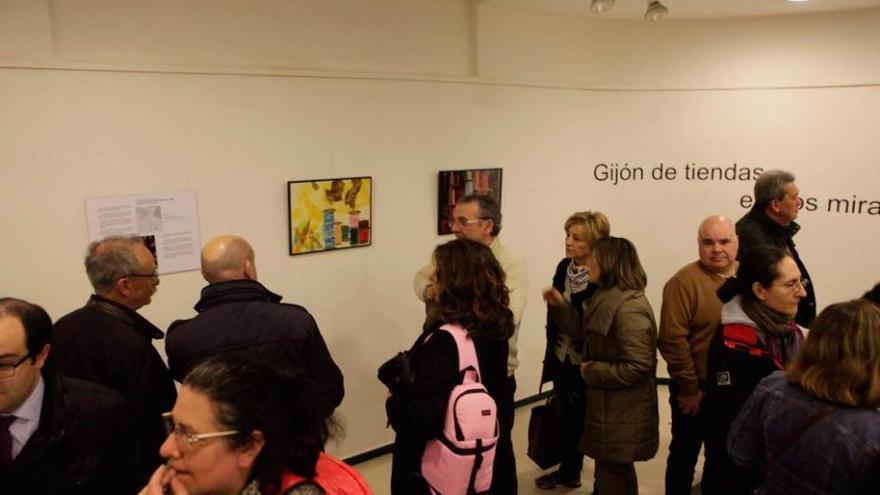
488 0 880 19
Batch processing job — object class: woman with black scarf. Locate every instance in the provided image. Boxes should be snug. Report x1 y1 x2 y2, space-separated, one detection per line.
701 246 808 495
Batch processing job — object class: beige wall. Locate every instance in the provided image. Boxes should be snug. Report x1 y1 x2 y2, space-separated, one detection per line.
1 0 879 458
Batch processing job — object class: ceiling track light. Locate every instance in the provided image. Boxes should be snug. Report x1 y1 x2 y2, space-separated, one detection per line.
645 0 669 21
590 0 615 14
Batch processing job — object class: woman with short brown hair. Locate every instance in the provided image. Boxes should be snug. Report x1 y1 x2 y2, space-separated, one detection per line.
727 299 880 494
546 236 658 494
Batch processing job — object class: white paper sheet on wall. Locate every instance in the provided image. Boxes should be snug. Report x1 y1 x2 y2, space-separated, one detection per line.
85 191 201 274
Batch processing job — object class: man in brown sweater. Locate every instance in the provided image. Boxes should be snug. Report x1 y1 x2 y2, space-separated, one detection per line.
659 215 738 495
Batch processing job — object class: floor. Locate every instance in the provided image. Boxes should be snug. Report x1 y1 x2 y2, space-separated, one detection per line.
355 386 704 494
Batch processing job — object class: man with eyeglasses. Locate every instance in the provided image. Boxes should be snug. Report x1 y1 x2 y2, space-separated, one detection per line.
658 215 738 495
53 236 177 487
0 298 134 494
413 193 527 494
736 169 816 327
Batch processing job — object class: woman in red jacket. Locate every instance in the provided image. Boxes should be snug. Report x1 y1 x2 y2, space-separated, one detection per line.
139 355 371 495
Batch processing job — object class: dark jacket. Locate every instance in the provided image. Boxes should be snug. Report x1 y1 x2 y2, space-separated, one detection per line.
386 324 509 495
166 280 344 417
728 371 880 495
52 295 177 486
736 208 816 327
702 297 805 494
540 258 596 385
551 286 659 463
704 297 805 452
0 373 134 495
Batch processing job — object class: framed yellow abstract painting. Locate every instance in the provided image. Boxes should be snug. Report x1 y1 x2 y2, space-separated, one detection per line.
287 177 372 255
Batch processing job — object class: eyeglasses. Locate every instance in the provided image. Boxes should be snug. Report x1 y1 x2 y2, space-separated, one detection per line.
776 278 810 292
125 271 159 279
448 217 485 229
0 353 33 378
162 412 238 449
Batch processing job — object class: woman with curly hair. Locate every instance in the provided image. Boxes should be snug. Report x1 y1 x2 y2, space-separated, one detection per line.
386 238 515 495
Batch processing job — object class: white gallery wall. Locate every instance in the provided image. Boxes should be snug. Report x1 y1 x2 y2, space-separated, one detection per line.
1 0 879 458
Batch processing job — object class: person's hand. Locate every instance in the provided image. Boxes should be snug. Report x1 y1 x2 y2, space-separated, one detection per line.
543 288 564 307
139 464 189 495
677 390 703 417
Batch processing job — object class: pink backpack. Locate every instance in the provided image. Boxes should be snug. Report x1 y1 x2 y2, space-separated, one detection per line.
421 324 498 495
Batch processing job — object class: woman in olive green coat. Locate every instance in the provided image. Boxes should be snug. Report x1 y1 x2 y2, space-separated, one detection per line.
545 236 659 495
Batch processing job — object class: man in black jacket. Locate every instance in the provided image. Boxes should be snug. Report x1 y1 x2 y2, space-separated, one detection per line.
52 236 176 487
737 169 816 327
0 298 133 494
166 235 344 417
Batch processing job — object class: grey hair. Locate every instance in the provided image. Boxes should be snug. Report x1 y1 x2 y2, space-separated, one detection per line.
754 169 796 209
85 235 145 294
458 194 502 236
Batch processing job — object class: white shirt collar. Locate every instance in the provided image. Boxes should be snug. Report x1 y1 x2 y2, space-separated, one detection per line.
10 375 44 423
6 375 44 459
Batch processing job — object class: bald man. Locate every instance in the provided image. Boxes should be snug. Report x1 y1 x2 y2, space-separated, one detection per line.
166 235 344 417
658 216 739 495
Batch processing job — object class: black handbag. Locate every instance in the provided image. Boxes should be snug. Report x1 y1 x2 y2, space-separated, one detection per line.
377 351 415 393
527 393 562 470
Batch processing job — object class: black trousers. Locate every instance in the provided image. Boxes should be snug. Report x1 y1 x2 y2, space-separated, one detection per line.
701 395 754 495
665 381 706 495
553 358 587 479
491 375 518 494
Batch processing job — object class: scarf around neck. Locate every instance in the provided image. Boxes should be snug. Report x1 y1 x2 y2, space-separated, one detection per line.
741 296 801 366
567 260 590 294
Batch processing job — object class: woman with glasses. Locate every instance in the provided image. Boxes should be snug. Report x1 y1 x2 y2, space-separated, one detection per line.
545 236 658 495
139 355 371 495
727 299 880 494
536 211 609 490
701 246 808 495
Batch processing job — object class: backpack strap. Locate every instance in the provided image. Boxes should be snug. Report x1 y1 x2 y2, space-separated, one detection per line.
439 323 482 384
762 404 836 477
722 324 783 369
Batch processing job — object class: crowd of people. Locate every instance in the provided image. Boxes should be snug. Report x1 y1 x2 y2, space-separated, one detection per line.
0 234 360 494
1 169 878 494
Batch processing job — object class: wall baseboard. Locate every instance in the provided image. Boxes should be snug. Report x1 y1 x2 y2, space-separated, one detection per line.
344 443 395 466
343 379 671 465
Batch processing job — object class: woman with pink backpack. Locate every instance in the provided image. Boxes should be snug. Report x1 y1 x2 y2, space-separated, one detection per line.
383 239 516 494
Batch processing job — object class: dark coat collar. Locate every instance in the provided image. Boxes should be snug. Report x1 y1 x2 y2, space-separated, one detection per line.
747 207 801 238
194 280 282 312
86 294 164 339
